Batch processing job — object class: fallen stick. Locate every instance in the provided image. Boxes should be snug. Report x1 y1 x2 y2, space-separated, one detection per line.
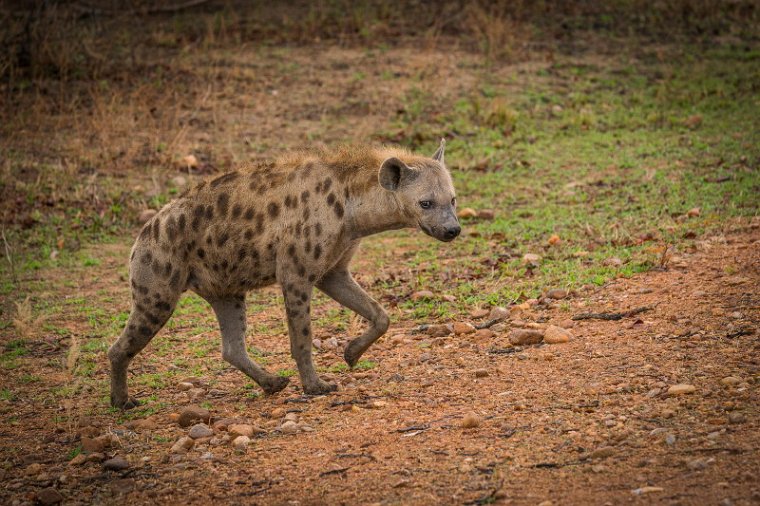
571 305 654 321
474 317 505 330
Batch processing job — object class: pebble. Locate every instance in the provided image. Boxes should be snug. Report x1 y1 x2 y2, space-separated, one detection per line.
508 329 544 345
177 381 195 391
228 424 264 438
103 456 130 471
545 289 568 300
36 487 63 505
284 412 299 422
728 412 746 424
212 417 245 431
457 207 477 219
138 209 157 224
543 325 571 344
68 454 87 466
81 436 105 454
488 306 509 320
686 458 713 470
171 436 195 454
86 453 105 463
603 257 623 267
687 207 700 217
667 384 696 396
665 434 676 446
587 446 616 460
280 420 299 434
426 324 451 337
453 322 476 335
178 406 211 427
548 234 561 245
232 435 250 451
324 337 339 349
411 290 435 301
721 376 741 386
471 308 489 318
522 253 541 267
474 369 489 378
313 338 323 349
460 413 481 429
473 329 494 339
477 209 495 220
199 451 214 461
188 424 214 439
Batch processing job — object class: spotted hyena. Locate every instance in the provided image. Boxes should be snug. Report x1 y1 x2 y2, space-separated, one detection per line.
109 140 459 408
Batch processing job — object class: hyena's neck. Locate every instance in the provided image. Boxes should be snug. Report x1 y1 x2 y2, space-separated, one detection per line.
345 185 408 239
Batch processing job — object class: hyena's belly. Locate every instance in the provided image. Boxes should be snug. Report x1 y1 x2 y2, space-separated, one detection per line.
185 216 280 297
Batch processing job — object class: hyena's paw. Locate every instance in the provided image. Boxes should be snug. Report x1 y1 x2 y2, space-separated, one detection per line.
303 378 338 396
111 396 140 410
344 341 363 369
261 376 290 395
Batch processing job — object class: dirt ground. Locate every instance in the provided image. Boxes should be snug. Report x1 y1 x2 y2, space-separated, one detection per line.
1 220 757 505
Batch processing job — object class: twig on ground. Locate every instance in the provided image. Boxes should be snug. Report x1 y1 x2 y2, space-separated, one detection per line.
571 305 654 321
487 347 518 355
474 317 505 330
319 467 350 477
395 425 429 433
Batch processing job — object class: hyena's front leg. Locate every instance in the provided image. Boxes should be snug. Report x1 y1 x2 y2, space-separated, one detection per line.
281 278 337 395
317 268 389 368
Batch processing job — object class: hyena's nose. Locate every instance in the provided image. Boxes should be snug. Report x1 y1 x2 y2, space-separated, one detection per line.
444 225 461 240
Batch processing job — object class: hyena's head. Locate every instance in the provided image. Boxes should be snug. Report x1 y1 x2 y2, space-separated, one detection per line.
379 139 460 242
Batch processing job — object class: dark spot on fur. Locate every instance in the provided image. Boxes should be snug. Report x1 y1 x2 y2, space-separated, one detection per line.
151 259 161 275
152 217 161 241
300 292 308 302
163 262 172 278
232 204 242 219
323 177 332 193
166 216 178 241
155 300 171 312
217 232 229 247
255 214 264 233
295 222 302 237
327 192 336 206
305 240 311 253
315 223 323 236
221 260 229 271
301 326 309 336
244 207 254 220
205 205 214 220
301 191 310 203
287 172 296 182
313 244 322 260
217 193 230 216
287 244 296 257
244 229 254 240
344 188 350 199
238 247 247 261
138 325 153 337
334 202 345 218
169 270 181 288
140 224 151 239
308 274 316 282
315 182 322 193
206 235 212 245
178 214 186 232
267 202 280 218
146 312 162 325
297 265 306 277
141 252 153 265
211 172 240 188
197 248 205 258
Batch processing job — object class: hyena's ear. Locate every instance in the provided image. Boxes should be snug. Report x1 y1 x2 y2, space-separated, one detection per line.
379 157 413 191
432 138 445 165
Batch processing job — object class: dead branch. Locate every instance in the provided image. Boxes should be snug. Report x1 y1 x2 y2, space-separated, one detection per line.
571 305 654 321
474 317 505 329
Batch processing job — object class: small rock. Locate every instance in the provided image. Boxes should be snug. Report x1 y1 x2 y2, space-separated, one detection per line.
169 175 188 188
182 154 198 169
508 329 544 345
721 376 741 386
228 424 264 438
188 424 213 439
586 446 616 460
453 322 476 335
474 369 489 378
284 412 299 422
457 207 477 219
212 417 244 431
280 420 299 434
545 289 568 300
488 306 509 320
81 436 105 454
411 290 435 301
86 453 105 463
426 324 451 337
686 207 700 217
312 338 323 349
543 325 571 344
665 434 676 446
324 337 339 349
728 412 745 424
36 487 63 505
477 209 495 220
522 253 541 267
177 381 194 391
103 456 130 471
232 435 250 451
603 257 623 267
178 406 211 427
460 413 481 429
548 234 561 245
138 209 157 224
687 458 713 470
68 454 87 466
473 329 494 339
171 436 194 454
471 308 489 318
667 384 696 396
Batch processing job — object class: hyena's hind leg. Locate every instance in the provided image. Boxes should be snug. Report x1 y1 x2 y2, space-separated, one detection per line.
209 297 290 395
108 278 180 409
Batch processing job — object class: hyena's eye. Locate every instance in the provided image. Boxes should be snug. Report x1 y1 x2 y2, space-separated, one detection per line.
451 197 457 207
419 200 433 209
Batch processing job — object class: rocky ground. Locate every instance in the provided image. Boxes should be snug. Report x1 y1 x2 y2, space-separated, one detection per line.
1 220 757 505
